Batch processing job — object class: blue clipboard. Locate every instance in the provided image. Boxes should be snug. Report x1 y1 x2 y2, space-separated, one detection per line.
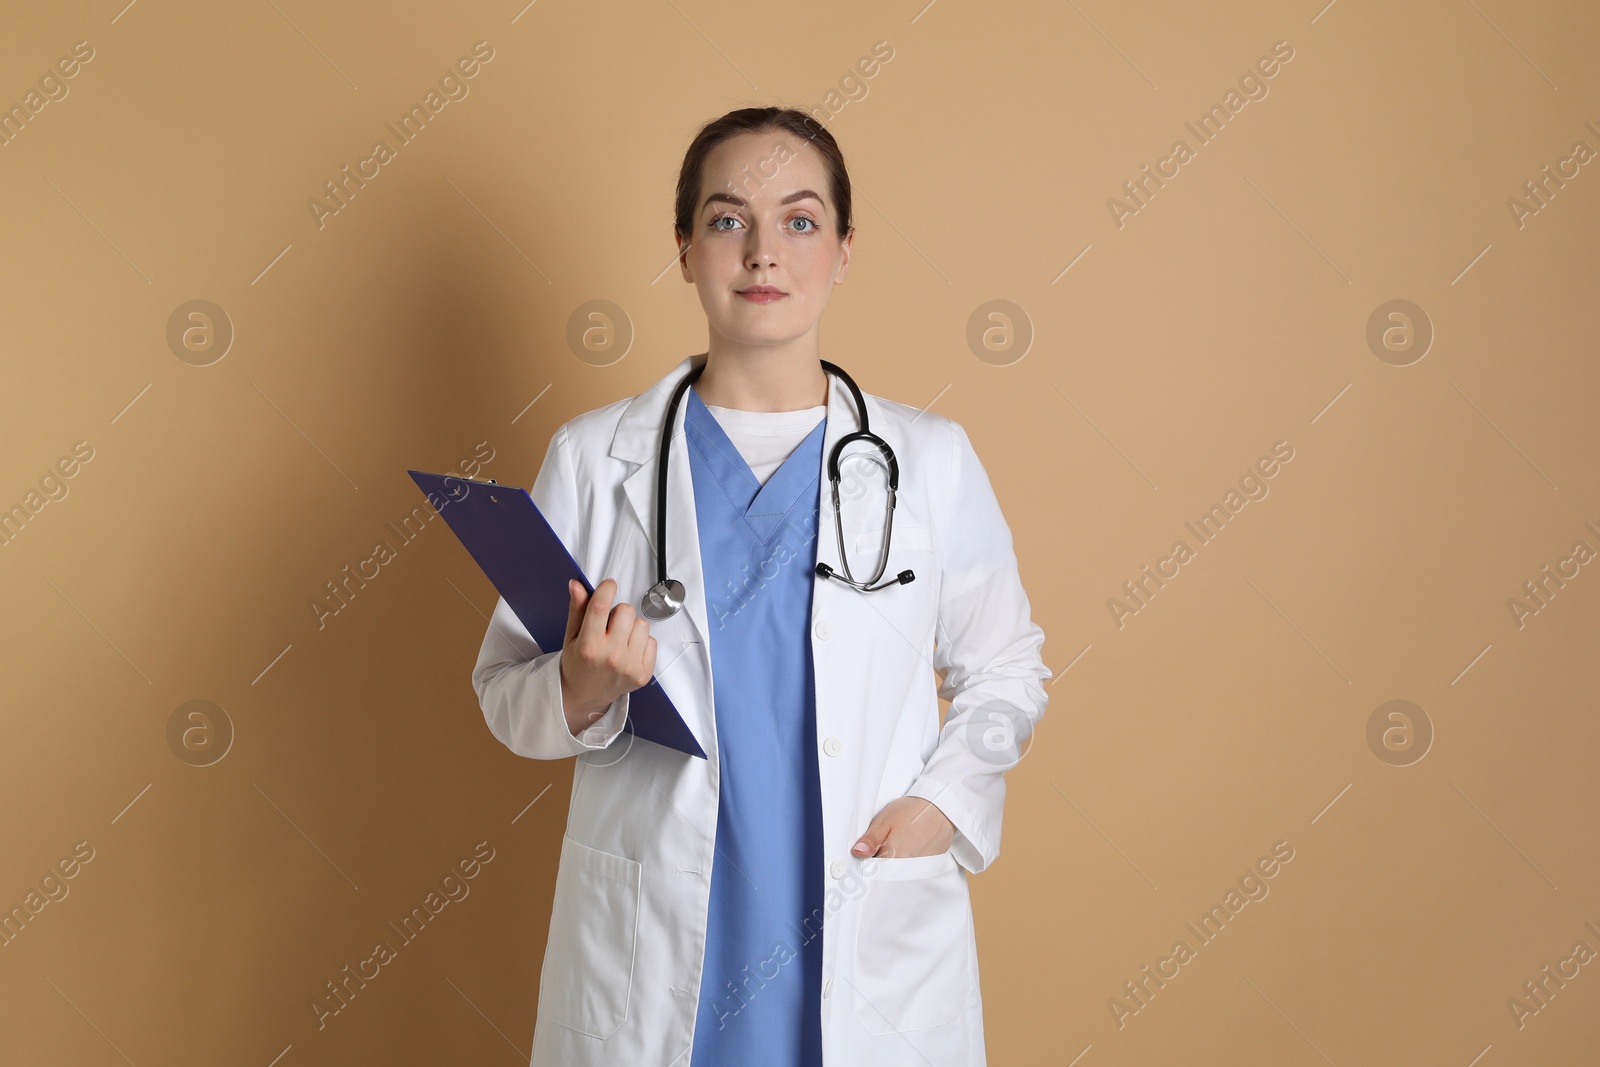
409 470 705 759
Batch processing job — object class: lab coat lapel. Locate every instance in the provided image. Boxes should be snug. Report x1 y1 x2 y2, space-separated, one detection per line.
613 356 717 750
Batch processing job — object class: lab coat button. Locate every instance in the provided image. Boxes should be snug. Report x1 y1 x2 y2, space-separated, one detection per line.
813 619 834 641
823 736 842 757
829 859 847 879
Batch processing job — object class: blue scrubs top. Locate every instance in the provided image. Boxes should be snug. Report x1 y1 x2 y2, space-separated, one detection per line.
685 386 826 1066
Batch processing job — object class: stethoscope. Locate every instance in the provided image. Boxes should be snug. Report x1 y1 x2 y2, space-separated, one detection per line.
640 358 916 622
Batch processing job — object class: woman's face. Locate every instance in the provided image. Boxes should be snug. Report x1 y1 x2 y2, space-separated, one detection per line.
677 130 852 350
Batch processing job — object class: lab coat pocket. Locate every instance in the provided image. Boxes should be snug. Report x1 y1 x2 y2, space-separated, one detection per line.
851 850 971 1035
537 834 642 1038
841 524 938 661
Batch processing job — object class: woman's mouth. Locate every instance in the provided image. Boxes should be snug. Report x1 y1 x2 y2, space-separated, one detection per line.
736 286 787 304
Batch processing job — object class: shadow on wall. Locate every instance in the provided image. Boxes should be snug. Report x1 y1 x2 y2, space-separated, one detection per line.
143 182 578 1057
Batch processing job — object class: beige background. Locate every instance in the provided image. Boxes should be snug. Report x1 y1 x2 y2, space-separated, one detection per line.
3 0 1598 1063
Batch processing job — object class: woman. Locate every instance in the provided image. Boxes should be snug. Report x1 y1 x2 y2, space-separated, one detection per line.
472 107 1049 1067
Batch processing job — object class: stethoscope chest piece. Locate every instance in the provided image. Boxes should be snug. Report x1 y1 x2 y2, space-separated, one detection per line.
642 578 687 621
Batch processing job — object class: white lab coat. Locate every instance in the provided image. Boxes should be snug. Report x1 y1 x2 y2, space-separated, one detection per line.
472 354 1050 1067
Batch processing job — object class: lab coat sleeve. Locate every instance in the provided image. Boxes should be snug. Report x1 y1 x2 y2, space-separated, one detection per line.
470 424 631 759
903 418 1051 875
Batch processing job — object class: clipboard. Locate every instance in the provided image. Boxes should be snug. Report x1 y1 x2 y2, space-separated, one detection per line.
409 470 705 759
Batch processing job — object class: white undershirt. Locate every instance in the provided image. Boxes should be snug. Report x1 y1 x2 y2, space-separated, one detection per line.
704 403 826 486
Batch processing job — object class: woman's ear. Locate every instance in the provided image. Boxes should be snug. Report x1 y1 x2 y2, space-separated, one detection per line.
676 232 695 282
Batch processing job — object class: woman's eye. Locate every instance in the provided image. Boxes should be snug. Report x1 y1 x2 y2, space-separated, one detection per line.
790 216 816 233
709 214 741 232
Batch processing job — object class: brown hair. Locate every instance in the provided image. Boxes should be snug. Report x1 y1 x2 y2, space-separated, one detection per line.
673 107 853 243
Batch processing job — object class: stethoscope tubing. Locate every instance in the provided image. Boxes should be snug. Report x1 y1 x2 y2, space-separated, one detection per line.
642 357 912 621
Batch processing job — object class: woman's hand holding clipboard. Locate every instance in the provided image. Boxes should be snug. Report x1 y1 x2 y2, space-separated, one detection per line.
558 577 658 741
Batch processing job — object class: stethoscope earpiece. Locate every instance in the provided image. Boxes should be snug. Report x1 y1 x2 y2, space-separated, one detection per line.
813 562 916 591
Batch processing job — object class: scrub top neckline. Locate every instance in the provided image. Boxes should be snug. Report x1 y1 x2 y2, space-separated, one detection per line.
684 387 826 541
